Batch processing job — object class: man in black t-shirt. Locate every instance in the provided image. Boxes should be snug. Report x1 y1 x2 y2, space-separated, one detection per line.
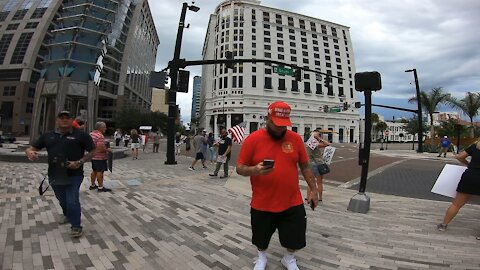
25 111 96 238
209 127 232 178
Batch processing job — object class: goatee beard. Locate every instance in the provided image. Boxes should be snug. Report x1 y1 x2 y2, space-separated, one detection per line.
266 126 287 140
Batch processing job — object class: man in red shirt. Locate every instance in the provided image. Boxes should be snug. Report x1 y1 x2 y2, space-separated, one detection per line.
89 122 112 192
236 101 319 270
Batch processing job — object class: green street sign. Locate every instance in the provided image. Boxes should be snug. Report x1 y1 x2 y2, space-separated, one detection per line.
329 107 341 113
273 66 294 76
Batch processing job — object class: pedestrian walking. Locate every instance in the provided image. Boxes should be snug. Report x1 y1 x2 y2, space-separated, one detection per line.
201 130 208 163
236 101 319 270
207 132 216 163
437 135 452 157
25 111 96 238
123 133 130 147
175 132 182 155
152 131 161 153
209 127 232 178
89 122 112 192
189 130 207 170
130 129 141 159
114 129 122 146
305 129 330 204
437 140 480 233
185 133 192 152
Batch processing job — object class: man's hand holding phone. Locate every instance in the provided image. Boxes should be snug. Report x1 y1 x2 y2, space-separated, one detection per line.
255 159 275 175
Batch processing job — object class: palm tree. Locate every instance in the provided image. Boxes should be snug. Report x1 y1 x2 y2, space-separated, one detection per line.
448 92 480 138
408 87 451 138
375 121 388 142
371 113 380 140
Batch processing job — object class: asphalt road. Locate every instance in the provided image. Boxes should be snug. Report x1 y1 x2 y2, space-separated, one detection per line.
147 139 462 202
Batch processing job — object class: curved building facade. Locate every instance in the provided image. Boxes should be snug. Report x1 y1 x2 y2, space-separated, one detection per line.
200 0 360 143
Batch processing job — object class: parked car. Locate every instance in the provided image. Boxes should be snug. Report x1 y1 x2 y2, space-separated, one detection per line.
0 133 16 143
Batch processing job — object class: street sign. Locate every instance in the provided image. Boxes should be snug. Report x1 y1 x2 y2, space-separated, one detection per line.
273 66 294 76
329 107 341 113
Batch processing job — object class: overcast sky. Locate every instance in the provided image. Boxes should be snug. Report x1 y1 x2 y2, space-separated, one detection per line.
149 0 480 123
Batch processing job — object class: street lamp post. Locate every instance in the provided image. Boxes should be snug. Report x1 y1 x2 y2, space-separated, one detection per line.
405 68 423 153
165 2 199 165
222 96 225 128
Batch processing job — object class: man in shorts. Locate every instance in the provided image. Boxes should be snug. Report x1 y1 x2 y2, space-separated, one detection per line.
189 130 207 170
236 101 319 270
89 122 112 192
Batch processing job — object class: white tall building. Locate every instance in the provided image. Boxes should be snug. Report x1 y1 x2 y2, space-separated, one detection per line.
199 0 360 143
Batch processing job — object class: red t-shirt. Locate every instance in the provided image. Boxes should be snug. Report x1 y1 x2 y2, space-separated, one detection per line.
237 129 309 212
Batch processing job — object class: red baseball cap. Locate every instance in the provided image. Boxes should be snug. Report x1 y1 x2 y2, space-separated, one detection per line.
268 101 292 126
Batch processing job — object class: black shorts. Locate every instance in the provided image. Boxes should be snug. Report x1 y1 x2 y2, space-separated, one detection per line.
251 204 306 250
195 152 204 160
91 160 108 172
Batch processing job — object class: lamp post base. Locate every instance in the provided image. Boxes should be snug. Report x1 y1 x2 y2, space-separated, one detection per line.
347 192 370 213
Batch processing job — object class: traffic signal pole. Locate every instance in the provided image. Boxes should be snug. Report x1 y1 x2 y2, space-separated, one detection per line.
165 3 189 165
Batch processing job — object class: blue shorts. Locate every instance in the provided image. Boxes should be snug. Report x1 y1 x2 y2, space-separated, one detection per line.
310 163 328 176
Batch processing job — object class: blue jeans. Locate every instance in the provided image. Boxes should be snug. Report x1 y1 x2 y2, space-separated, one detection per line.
209 146 216 161
50 175 83 228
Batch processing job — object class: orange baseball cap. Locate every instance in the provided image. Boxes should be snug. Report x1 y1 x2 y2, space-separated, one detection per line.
268 101 292 126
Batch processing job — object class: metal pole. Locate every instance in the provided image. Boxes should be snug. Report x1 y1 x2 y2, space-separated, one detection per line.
166 3 189 165
358 90 372 193
412 69 424 153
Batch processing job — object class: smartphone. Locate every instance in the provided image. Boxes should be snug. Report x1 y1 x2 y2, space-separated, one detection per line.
263 159 275 169
310 200 315 211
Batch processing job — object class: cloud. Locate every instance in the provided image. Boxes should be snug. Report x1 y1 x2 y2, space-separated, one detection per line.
151 0 480 122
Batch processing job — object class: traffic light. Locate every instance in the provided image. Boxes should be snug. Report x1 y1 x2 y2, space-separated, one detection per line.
177 70 190 93
323 75 331 90
295 68 302 81
354 102 361 108
354 71 382 91
323 105 329 113
343 102 348 111
149 71 168 89
225 51 234 69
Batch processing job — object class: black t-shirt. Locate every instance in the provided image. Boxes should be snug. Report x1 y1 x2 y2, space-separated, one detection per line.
32 129 95 184
217 136 232 158
465 144 480 169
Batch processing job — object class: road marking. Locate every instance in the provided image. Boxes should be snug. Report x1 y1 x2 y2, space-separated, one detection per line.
339 159 407 189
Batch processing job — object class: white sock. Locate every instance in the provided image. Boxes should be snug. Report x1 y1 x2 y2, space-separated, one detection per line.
283 251 295 262
258 250 267 261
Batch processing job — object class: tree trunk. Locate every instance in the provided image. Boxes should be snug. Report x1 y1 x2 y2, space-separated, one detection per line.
470 118 475 138
429 113 435 139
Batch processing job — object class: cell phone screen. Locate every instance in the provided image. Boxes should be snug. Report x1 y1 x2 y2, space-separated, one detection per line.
263 159 274 168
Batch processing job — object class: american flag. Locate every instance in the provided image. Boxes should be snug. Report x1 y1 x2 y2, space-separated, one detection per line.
228 122 247 144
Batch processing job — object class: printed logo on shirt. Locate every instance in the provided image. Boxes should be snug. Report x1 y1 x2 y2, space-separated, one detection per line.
282 141 294 153
66 136 76 140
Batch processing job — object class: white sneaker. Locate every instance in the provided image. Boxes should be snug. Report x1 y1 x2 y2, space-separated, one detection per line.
253 257 267 270
281 256 299 270
188 167 195 171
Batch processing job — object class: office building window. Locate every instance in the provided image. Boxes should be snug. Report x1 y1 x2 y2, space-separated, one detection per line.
316 83 322 94
3 86 16 96
12 10 27 20
27 87 35 98
6 23 19 30
279 78 286 90
252 75 256 87
11 32 33 64
304 82 311 93
0 34 14 64
265 77 272 89
25 22 39 29
292 80 298 92
26 103 33 113
30 8 47 19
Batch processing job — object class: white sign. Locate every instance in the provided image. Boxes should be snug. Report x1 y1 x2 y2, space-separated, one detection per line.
322 146 336 165
139 126 152 130
305 134 319 150
431 164 467 198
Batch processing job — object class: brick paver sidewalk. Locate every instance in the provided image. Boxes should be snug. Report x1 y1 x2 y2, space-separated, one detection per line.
1 150 479 269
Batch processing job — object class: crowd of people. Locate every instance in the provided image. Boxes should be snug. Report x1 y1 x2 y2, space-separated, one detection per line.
24 101 479 269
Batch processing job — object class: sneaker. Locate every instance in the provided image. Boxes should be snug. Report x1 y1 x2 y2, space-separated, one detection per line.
209 173 218 177
219 175 229 179
437 223 447 231
89 185 98 190
253 257 267 270
71 227 83 238
97 187 112 192
281 257 299 270
188 167 195 171
476 235 480 240
437 155 441 157
58 216 69 225
203 166 208 169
